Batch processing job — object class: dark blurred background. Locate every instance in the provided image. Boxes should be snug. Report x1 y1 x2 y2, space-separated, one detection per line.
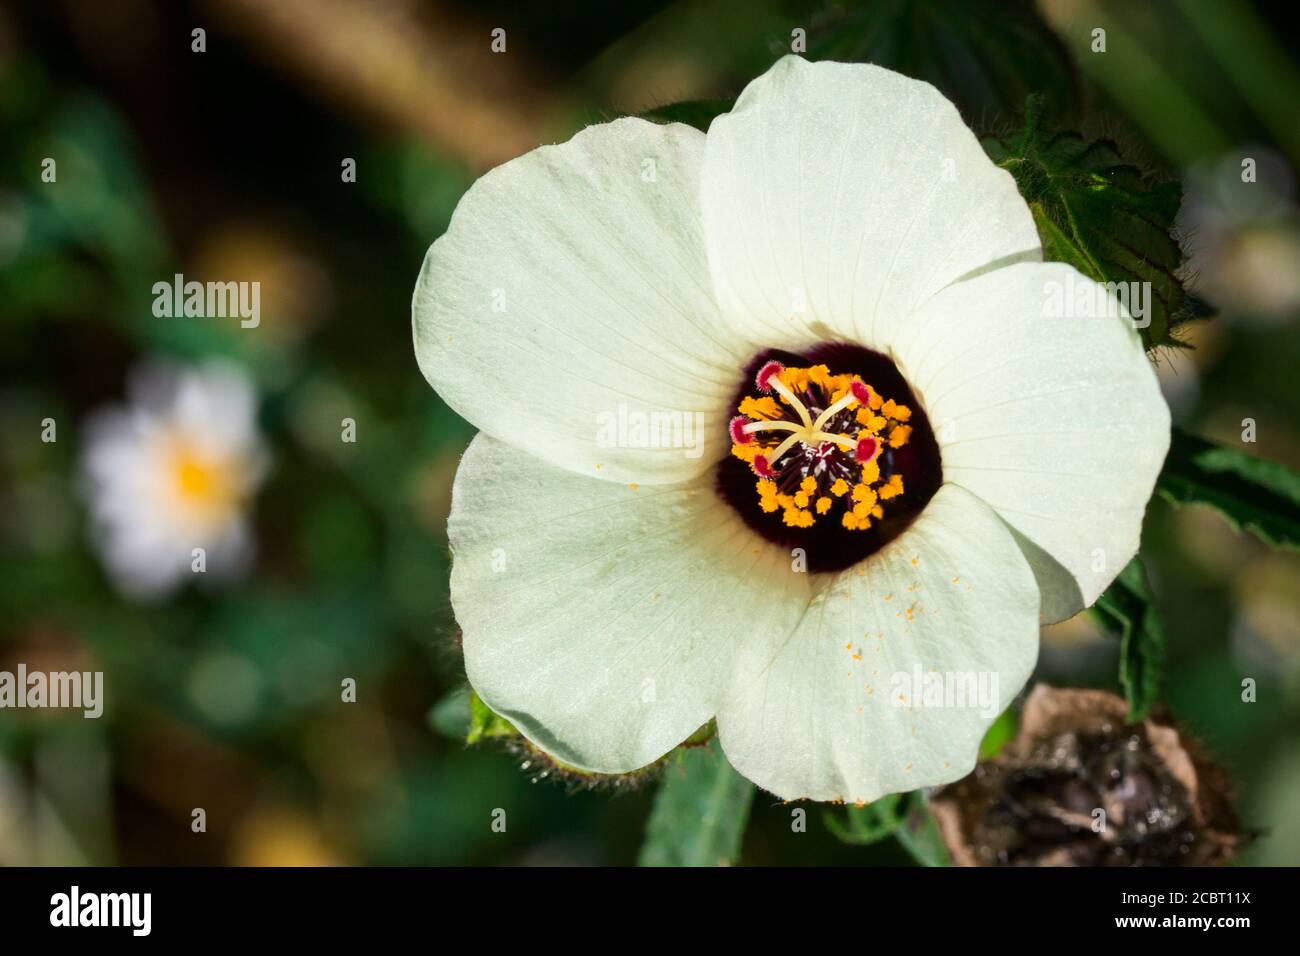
1 0 1297 865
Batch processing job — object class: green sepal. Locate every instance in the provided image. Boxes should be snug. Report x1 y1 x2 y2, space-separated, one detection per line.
467 690 518 745
826 790 952 865
640 99 732 132
823 792 907 846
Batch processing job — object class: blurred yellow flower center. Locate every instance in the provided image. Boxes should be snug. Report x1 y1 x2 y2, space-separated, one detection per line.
729 361 913 532
169 445 239 518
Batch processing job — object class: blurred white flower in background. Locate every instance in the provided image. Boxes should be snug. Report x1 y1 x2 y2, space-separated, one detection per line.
80 359 269 600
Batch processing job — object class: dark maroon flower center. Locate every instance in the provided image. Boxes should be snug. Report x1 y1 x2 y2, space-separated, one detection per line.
716 342 943 574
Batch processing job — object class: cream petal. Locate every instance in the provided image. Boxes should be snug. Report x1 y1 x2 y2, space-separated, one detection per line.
414 118 746 485
893 261 1171 621
450 434 810 773
717 483 1039 803
700 55 1040 354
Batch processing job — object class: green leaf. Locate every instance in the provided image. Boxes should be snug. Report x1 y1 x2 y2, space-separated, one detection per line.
824 792 907 846
1157 429 1300 550
426 686 472 740
978 707 1018 760
983 98 1192 350
466 691 517 745
1092 558 1166 721
805 0 1078 124
895 792 953 867
642 1 1079 138
637 739 754 867
639 99 732 132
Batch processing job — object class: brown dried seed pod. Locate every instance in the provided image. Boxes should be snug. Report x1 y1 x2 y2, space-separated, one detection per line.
931 686 1242 867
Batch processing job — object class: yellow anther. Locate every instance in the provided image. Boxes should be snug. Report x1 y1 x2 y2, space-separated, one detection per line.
730 363 911 531
857 409 888 433
807 365 832 387
739 395 780 420
778 367 811 394
851 484 878 509
783 507 814 528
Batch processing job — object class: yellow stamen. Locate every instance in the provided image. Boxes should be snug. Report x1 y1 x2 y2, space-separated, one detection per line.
810 430 855 451
729 363 912 532
856 412 887 434
739 395 781 420
743 419 803 437
761 431 806 469
765 375 813 428
811 387 862 433
851 484 878 509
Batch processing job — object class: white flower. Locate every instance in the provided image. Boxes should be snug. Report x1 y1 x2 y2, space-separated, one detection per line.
81 359 268 600
413 57 1170 802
